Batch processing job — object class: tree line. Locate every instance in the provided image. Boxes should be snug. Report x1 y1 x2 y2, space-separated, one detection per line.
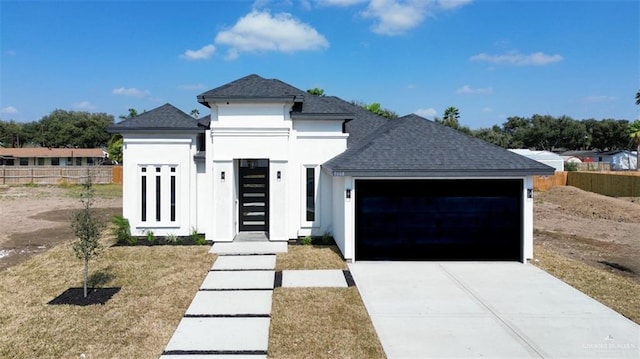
0 110 114 148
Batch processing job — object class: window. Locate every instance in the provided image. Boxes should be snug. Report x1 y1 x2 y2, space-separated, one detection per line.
51 157 60 166
139 165 178 224
306 167 316 222
141 168 147 222
67 157 73 166
37 158 44 166
76 157 82 166
170 167 176 222
5 159 14 166
155 167 161 221
87 157 94 165
20 158 28 166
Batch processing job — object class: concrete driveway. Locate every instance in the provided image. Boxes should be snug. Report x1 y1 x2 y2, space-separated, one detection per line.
349 262 639 358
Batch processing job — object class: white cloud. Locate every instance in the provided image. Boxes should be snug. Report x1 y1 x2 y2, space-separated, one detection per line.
319 0 367 6
470 51 563 66
72 101 96 110
112 87 150 97
415 108 437 117
214 10 329 58
583 95 616 103
456 85 493 95
0 106 18 114
178 84 206 90
437 0 473 10
180 44 216 60
362 0 429 36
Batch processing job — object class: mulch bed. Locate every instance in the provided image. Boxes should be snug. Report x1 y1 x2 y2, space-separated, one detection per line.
48 287 121 306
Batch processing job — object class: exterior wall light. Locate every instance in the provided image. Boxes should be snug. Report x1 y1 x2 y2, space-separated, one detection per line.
527 188 533 199
277 171 281 181
221 171 225 182
346 189 351 199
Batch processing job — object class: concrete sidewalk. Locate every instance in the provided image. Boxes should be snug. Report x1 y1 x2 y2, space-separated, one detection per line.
350 261 640 358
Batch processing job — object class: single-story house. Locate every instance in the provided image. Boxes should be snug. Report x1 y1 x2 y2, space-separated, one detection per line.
560 150 637 170
108 74 553 262
560 155 582 164
509 149 564 172
0 147 106 166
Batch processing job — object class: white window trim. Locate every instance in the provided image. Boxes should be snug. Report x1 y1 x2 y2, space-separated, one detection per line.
301 164 320 228
137 164 180 228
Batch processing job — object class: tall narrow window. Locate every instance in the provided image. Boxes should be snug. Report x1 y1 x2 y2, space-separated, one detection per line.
141 168 147 222
170 167 176 222
306 167 315 221
155 167 161 221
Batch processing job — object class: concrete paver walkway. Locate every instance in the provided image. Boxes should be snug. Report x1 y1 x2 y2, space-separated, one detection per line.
350 261 640 358
161 242 354 358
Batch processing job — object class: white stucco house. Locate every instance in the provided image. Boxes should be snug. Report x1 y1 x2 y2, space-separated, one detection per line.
108 74 553 262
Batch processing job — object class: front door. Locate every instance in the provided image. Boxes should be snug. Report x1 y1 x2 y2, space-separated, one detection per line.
238 159 269 232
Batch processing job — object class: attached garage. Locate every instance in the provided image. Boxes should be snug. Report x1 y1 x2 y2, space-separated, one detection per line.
324 114 555 263
355 179 522 261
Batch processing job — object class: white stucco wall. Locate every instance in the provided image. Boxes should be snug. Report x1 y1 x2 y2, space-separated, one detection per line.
203 102 348 242
122 133 198 237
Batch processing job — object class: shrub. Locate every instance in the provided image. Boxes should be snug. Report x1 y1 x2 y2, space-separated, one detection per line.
111 215 135 245
301 235 313 245
565 162 578 171
145 229 155 244
191 228 206 245
165 233 178 244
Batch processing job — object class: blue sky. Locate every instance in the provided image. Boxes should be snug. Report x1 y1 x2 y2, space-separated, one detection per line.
1 0 638 129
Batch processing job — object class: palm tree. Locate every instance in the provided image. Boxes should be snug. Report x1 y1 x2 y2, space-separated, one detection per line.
443 106 460 129
636 89 640 105
628 120 640 171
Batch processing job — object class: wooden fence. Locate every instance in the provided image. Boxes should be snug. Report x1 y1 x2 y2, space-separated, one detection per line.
567 171 640 197
0 166 116 185
533 172 567 191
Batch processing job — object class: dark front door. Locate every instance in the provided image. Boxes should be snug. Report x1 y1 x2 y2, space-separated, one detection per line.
239 159 269 232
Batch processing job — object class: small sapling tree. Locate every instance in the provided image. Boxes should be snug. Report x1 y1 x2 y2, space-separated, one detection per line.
71 173 104 298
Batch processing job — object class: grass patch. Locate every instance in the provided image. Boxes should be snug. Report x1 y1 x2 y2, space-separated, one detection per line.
269 287 385 359
533 244 640 324
0 239 214 357
275 245 347 271
270 245 384 358
65 184 122 199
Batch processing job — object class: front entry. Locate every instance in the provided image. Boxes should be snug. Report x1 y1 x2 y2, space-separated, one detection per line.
238 159 269 232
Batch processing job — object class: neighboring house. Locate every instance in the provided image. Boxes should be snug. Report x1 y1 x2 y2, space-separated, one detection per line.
108 74 553 262
560 155 582 164
0 147 106 166
509 149 564 172
561 150 637 170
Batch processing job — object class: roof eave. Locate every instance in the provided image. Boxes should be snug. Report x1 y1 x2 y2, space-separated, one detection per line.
108 126 204 134
197 95 303 106
291 113 355 121
325 168 556 178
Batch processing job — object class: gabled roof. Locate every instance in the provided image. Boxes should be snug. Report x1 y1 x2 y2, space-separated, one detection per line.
197 74 306 105
0 147 104 158
107 103 204 132
324 114 555 177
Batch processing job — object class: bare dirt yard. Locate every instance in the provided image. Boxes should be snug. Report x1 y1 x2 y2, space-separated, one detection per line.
534 186 640 282
0 185 122 271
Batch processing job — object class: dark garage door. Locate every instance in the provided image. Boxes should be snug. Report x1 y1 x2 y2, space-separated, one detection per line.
355 179 522 261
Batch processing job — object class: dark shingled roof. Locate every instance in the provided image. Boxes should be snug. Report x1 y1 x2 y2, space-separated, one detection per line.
197 74 306 104
108 103 204 132
323 114 555 177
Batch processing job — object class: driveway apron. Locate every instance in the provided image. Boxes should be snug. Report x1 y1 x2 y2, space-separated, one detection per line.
349 261 640 358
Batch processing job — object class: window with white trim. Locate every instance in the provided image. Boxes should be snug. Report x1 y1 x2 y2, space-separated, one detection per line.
139 165 178 225
302 165 320 227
